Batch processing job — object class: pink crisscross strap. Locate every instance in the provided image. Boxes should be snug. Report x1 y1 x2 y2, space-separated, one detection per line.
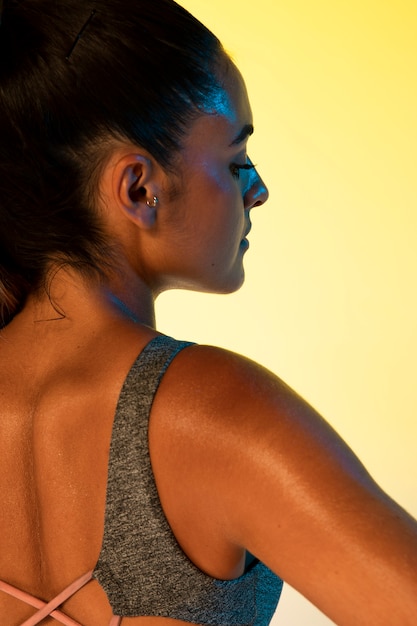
0 570 121 625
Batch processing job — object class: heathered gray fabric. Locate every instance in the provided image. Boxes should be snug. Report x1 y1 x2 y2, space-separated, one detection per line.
93 335 283 625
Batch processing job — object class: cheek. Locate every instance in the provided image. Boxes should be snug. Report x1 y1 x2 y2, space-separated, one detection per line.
203 171 245 238
173 158 245 246
197 163 242 214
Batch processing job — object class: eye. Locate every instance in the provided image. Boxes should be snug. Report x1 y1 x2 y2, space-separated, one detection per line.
230 162 256 180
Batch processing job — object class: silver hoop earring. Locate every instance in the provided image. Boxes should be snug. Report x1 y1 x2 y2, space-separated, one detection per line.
146 196 159 208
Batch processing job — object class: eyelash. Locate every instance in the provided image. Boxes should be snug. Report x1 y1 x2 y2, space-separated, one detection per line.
230 162 256 180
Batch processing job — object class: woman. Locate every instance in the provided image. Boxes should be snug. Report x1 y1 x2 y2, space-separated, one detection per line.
0 1 416 624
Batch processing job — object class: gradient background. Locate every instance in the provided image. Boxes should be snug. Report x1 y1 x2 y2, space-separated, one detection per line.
156 2 417 623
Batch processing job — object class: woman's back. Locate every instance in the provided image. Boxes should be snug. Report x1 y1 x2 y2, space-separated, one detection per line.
0 296 199 624
0 300 133 624
0 293 269 626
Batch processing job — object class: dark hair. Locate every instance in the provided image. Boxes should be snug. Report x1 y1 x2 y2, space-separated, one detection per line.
0 0 226 327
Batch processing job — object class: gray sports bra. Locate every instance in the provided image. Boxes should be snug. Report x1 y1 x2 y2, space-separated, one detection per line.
94 335 283 625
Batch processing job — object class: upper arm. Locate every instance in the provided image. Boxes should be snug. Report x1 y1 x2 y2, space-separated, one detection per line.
150 344 417 625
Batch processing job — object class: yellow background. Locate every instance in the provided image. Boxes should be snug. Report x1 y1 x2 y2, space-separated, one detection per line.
157 2 417 623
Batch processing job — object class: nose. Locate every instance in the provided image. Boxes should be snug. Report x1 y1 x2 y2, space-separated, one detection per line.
244 167 269 210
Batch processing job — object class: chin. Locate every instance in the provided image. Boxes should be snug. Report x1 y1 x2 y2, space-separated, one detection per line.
208 269 246 295
156 264 245 296
217 279 245 295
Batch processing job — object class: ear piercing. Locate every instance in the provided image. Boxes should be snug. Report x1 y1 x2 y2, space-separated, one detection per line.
146 196 159 208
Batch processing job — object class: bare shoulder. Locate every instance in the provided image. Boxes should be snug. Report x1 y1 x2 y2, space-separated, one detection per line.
150 342 417 625
153 342 374 487
155 341 316 423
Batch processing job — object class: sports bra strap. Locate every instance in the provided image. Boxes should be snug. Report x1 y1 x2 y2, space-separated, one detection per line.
0 570 122 626
20 570 93 626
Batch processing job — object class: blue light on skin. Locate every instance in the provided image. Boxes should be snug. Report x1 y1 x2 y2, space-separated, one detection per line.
202 68 259 188
107 291 139 323
195 65 263 258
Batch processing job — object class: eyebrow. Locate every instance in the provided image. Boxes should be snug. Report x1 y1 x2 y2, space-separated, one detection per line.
229 123 254 146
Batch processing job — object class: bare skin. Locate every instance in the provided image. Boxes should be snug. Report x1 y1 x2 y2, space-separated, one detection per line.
1 66 417 625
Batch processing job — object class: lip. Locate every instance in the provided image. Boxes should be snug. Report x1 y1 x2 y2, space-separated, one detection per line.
243 223 252 238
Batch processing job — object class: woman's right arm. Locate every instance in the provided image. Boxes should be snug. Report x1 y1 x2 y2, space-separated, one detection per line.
150 344 417 625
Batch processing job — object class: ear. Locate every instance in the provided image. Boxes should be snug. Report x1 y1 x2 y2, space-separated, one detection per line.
115 153 159 229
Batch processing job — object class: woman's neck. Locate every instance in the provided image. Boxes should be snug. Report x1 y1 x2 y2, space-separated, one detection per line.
11 265 157 335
